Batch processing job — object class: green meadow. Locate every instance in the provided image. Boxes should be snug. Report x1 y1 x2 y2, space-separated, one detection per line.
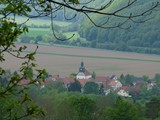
15 16 71 27
24 28 50 37
16 16 80 41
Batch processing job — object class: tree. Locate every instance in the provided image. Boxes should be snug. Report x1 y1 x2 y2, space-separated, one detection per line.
68 79 81 92
83 81 99 94
54 97 76 120
0 10 47 119
119 74 125 85
146 97 160 120
71 96 95 120
154 73 160 87
143 75 151 83
20 35 31 43
0 71 46 120
105 98 139 120
124 74 134 86
70 73 77 79
92 71 96 79
99 84 105 95
46 81 67 93
35 35 43 44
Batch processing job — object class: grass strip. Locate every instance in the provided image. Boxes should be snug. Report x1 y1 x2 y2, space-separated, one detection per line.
24 51 160 63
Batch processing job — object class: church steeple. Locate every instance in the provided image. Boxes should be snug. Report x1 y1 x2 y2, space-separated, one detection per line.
81 61 84 67
79 61 85 72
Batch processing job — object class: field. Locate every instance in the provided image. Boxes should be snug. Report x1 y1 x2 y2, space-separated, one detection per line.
25 28 50 37
16 16 80 40
2 43 160 78
15 16 71 27
25 29 80 40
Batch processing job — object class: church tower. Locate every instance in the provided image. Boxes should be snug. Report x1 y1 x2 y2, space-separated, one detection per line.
76 61 92 80
79 61 85 73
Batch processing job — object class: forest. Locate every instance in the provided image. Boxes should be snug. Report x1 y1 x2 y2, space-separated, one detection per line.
71 0 160 54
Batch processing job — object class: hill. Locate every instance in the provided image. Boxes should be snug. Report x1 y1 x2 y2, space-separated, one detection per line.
17 0 160 55
78 0 160 54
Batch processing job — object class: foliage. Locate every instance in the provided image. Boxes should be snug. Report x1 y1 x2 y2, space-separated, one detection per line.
92 71 96 79
35 35 43 44
146 97 160 120
154 73 160 87
77 0 160 55
105 98 139 120
0 1 47 119
70 96 95 120
70 73 77 79
17 84 160 120
120 74 135 86
68 79 81 92
0 71 46 120
53 96 75 120
83 81 99 95
99 84 105 95
20 35 32 43
45 81 67 93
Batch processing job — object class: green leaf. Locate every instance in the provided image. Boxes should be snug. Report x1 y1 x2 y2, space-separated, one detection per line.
69 0 79 4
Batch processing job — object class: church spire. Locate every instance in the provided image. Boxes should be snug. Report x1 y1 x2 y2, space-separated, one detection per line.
79 61 85 72
81 61 84 67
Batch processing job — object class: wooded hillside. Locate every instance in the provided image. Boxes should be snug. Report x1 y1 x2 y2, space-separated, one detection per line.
78 0 160 54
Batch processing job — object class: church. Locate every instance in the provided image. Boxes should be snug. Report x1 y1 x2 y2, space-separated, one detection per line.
76 61 92 79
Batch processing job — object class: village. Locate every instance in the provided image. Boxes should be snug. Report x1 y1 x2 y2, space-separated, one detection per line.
33 61 157 98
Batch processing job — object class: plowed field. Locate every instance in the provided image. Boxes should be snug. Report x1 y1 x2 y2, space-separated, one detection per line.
2 43 160 78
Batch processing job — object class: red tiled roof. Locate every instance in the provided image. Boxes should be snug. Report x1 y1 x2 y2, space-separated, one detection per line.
61 77 75 84
43 77 57 84
52 75 61 80
136 81 147 87
94 76 110 82
78 79 92 86
109 80 119 86
121 85 141 93
84 69 91 76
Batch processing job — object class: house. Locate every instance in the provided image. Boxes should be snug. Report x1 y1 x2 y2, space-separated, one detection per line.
78 79 92 86
91 76 122 94
40 75 61 89
147 82 157 90
110 75 118 80
60 77 75 88
94 76 110 84
107 79 122 91
76 61 92 79
117 89 131 97
128 77 146 86
119 85 141 97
